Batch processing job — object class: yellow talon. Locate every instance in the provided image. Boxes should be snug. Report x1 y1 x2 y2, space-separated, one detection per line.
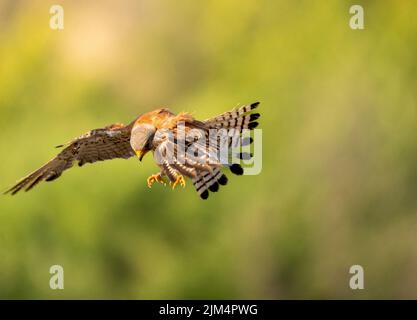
147 173 166 188
172 175 186 190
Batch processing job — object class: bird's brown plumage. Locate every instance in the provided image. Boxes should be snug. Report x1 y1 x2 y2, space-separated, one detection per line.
5 102 260 199
4 123 135 195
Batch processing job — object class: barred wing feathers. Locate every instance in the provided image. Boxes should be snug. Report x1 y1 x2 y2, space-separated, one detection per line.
190 102 260 198
203 102 260 131
153 102 260 199
4 124 134 195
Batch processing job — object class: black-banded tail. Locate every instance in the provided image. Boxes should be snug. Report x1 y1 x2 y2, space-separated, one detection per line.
192 168 228 199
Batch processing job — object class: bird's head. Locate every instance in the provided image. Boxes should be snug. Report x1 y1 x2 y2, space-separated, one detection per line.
130 123 156 161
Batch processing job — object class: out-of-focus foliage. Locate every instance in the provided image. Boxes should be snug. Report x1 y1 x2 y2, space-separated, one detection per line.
0 0 416 299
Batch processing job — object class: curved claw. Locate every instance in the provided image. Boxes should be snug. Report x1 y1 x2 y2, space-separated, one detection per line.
147 173 166 188
172 175 186 190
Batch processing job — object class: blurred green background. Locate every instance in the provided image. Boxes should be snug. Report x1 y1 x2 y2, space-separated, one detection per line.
1 0 416 299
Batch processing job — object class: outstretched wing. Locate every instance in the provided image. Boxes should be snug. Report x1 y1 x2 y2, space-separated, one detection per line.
151 102 260 199
203 101 260 131
190 102 259 199
5 123 135 195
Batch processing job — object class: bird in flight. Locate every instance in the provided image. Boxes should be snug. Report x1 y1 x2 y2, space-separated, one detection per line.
5 102 260 199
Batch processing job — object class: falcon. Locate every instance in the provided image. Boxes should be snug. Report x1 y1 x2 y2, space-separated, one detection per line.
4 102 260 199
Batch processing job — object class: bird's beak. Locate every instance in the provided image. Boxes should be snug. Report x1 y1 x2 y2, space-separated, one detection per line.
135 150 148 161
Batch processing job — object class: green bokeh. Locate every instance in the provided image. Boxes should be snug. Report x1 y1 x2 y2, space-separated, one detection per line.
0 0 416 299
